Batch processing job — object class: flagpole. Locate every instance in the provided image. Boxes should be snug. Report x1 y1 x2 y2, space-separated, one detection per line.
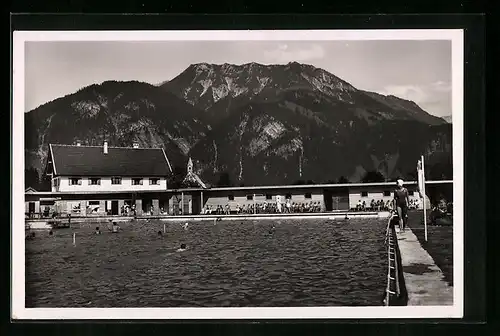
421 155 428 242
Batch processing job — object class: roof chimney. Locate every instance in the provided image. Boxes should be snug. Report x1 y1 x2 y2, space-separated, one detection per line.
103 141 108 154
76 140 82 146
133 142 139 149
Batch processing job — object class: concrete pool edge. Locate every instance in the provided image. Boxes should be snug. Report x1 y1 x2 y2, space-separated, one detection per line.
26 212 391 228
149 211 389 221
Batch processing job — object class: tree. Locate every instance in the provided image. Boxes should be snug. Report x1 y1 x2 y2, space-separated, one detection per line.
216 171 232 187
427 161 453 180
361 171 385 183
167 165 187 189
405 170 417 180
38 173 52 191
25 167 39 189
337 176 349 183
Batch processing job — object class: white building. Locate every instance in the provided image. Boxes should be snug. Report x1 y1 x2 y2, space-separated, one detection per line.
45 141 172 193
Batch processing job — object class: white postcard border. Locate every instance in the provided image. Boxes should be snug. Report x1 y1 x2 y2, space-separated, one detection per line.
12 29 464 320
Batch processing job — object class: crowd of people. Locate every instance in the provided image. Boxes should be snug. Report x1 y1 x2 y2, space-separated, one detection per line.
352 198 421 212
202 200 323 215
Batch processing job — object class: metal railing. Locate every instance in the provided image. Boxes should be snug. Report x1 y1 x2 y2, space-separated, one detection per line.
384 213 401 306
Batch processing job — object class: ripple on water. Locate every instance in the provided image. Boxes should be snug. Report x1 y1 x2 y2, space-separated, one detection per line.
26 218 387 307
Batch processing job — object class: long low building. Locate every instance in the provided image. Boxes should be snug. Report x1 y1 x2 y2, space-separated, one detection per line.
25 141 450 218
24 180 450 218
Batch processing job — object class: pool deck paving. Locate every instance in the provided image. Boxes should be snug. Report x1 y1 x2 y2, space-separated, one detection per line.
395 227 453 306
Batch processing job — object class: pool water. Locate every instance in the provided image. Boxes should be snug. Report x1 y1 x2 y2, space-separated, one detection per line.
25 218 388 307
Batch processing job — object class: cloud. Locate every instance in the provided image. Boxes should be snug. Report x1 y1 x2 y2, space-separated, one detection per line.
263 43 325 63
379 85 429 104
377 81 452 117
430 80 452 92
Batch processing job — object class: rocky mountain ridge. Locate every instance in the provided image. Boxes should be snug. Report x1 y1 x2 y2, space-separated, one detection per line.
25 62 452 188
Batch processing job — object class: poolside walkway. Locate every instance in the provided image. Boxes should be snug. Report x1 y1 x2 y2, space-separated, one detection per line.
396 227 453 306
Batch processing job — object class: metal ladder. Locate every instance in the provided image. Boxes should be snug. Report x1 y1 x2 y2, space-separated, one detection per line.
384 214 401 306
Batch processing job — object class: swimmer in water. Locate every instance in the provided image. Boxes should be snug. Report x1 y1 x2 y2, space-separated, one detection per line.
95 226 101 235
176 243 187 252
111 222 120 233
157 230 163 237
183 222 189 230
49 230 53 236
268 225 276 234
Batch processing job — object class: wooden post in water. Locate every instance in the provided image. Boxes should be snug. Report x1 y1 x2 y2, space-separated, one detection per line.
163 223 166 233
73 232 76 246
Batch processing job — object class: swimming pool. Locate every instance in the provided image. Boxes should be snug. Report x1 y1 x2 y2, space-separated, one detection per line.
25 217 387 307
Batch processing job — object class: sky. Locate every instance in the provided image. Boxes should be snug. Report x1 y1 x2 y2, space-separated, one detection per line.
24 40 452 117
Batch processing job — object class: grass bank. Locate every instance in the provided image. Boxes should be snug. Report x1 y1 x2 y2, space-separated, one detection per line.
407 211 453 286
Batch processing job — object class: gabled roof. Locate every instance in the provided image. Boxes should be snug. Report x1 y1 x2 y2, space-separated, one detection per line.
182 171 208 189
25 187 37 193
49 144 172 177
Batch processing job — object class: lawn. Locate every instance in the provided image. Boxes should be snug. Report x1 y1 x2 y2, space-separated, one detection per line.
407 211 453 286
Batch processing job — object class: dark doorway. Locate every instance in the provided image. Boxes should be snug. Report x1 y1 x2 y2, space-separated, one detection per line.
323 190 333 211
111 201 119 215
325 188 349 211
28 202 35 214
191 194 201 215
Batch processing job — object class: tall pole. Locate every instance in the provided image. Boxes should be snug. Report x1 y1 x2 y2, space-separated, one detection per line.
421 155 428 242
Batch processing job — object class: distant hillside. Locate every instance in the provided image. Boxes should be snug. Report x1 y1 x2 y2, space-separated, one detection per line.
25 62 452 189
25 80 208 176
161 62 447 127
442 115 452 123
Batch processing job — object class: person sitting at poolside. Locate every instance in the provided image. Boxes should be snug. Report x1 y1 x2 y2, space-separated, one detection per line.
177 243 187 252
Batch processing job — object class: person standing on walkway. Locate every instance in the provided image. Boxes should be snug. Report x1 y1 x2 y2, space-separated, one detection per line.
393 179 410 231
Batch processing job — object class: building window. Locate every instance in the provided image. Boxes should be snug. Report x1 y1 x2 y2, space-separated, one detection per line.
383 191 391 197
70 178 82 186
266 194 272 200
89 178 101 185
285 193 292 200
409 190 414 196
246 195 253 200
305 193 312 199
88 201 99 206
149 178 160 185
132 178 143 185
228 195 235 201
111 177 122 185
361 191 368 197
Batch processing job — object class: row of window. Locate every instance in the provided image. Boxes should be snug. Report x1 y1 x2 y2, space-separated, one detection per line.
361 191 414 197
228 191 415 200
229 193 312 201
68 177 161 186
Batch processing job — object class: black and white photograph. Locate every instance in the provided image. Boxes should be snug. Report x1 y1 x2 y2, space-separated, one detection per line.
12 29 463 319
